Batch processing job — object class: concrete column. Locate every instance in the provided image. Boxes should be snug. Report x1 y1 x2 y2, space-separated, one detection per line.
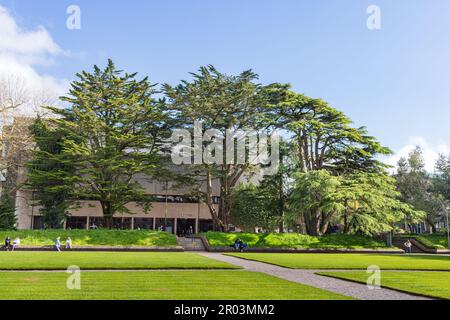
86 216 90 230
195 218 199 234
153 218 156 230
174 218 177 235
131 217 134 230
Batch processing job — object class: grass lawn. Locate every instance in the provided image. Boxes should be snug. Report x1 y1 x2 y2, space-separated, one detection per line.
0 229 177 247
0 271 351 300
203 232 388 249
318 271 450 300
227 253 450 271
0 252 238 270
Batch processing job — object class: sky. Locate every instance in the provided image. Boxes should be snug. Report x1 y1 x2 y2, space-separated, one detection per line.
1 0 450 171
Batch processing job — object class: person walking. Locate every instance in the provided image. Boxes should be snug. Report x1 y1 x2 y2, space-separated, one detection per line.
55 237 62 252
65 237 72 250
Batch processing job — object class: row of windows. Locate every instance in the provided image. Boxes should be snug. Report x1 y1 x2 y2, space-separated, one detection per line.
74 195 221 204
33 216 214 236
153 195 220 204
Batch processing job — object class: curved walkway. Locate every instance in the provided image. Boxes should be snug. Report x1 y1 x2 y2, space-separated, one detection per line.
199 252 432 300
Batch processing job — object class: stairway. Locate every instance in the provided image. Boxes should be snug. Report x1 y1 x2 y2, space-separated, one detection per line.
392 238 426 254
177 237 206 252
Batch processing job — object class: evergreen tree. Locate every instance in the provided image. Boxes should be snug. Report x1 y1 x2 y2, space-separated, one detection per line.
27 118 75 228
0 194 16 229
43 60 170 227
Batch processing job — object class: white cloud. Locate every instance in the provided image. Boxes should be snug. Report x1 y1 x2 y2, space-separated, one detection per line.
384 136 450 173
0 5 69 112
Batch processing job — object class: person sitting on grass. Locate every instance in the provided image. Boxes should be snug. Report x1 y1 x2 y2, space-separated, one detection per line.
11 237 20 251
4 237 11 251
55 237 62 252
65 237 72 250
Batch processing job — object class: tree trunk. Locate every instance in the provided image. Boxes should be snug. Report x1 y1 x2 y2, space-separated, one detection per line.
278 170 285 233
205 169 227 231
100 201 114 229
306 210 322 236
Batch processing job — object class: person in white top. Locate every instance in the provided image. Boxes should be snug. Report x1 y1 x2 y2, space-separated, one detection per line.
404 240 413 254
12 237 20 251
65 237 72 250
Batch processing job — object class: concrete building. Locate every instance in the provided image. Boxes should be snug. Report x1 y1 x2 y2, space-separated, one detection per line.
2 118 219 235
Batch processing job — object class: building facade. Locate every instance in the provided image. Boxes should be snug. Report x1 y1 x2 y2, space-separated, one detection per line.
2 118 219 235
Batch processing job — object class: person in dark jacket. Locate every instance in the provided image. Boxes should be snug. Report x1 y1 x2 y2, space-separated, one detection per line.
4 237 11 251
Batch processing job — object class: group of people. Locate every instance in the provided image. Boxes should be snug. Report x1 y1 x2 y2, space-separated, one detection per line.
3 236 72 252
3 237 20 251
55 237 72 252
231 238 248 252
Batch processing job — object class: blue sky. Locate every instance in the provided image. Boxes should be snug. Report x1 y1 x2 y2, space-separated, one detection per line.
1 0 450 169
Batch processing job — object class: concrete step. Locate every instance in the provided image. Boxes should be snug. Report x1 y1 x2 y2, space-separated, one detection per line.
177 237 206 252
392 239 425 254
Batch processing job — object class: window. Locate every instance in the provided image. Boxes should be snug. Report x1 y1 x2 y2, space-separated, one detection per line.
66 217 87 230
155 218 175 234
134 218 154 230
33 216 44 230
199 219 214 233
112 218 132 230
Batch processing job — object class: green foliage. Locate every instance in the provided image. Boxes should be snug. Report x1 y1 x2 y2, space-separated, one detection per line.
0 195 16 229
164 66 269 230
262 86 391 173
26 118 74 228
0 229 177 247
231 184 280 231
337 172 424 235
290 170 343 236
396 147 443 231
44 60 170 226
290 170 424 236
203 232 388 249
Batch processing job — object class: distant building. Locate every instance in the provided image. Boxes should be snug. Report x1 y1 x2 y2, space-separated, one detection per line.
1 118 218 235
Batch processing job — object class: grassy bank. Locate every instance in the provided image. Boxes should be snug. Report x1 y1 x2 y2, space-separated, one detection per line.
0 230 177 247
203 232 388 249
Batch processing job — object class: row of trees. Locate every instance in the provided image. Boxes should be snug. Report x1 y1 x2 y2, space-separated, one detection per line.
16 60 437 235
395 147 450 233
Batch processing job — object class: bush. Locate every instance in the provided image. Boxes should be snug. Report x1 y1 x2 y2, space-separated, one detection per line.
0 196 16 229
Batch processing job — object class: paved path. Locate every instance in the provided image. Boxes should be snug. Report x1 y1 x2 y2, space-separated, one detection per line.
199 253 432 300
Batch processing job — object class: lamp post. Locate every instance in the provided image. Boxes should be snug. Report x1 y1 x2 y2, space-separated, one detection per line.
446 206 450 250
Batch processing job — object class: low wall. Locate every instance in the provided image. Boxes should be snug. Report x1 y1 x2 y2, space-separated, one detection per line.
198 236 404 254
6 245 184 252
410 238 450 255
